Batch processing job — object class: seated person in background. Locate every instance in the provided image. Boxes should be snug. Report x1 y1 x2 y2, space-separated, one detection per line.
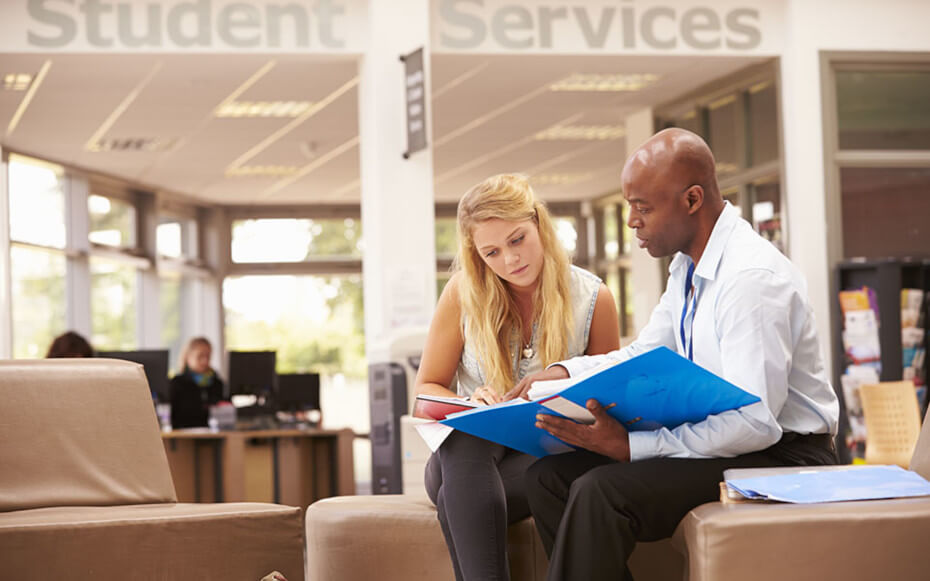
414 173 620 581
170 337 226 429
514 128 840 581
46 331 95 358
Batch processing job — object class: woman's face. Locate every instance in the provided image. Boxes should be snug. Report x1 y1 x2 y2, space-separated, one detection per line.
187 344 212 374
470 218 544 291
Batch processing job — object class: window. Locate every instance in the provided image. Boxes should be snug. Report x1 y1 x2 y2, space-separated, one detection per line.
231 218 362 263
10 246 66 358
88 194 137 249
836 70 930 150
595 201 632 337
7 155 68 357
435 217 458 258
90 256 138 350
832 62 930 260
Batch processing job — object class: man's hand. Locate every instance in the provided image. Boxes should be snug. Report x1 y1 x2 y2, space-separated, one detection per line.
535 399 631 462
505 365 569 401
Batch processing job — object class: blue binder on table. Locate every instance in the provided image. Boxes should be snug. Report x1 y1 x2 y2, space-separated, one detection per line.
440 346 761 457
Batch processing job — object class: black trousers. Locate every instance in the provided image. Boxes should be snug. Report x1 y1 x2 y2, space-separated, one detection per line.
425 430 536 581
524 433 838 581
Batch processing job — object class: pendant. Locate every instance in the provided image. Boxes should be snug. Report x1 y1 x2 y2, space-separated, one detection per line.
522 346 534 359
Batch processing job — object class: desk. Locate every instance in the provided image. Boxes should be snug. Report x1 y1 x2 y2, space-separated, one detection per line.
163 428 355 508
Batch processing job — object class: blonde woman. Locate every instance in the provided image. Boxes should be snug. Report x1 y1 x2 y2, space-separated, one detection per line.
170 337 225 429
415 174 619 581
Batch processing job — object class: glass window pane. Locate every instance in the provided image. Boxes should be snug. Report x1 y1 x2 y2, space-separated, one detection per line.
837 70 930 150
10 245 66 358
662 109 704 139
603 204 619 259
622 269 634 337
8 155 66 248
840 167 930 259
157 221 183 258
553 216 577 257
88 195 137 248
708 95 741 177
224 273 366 426
91 257 138 350
435 217 458 257
749 81 779 165
231 218 362 263
750 179 784 253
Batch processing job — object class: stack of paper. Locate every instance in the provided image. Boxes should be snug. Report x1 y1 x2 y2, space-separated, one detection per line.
724 465 930 504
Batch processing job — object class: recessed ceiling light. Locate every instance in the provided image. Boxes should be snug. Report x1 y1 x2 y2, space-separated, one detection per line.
214 101 313 118
535 125 625 141
531 173 593 185
226 165 299 177
549 73 659 92
3 73 33 91
86 137 178 152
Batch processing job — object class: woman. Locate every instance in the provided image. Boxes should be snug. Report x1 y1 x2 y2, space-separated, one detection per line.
169 337 226 429
415 174 620 581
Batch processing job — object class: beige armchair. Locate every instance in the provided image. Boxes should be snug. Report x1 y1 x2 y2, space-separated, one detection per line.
674 404 930 581
0 359 305 580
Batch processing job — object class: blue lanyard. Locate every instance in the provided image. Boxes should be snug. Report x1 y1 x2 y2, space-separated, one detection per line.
679 262 696 361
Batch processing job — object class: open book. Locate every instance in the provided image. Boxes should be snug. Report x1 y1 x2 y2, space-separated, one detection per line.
418 346 761 457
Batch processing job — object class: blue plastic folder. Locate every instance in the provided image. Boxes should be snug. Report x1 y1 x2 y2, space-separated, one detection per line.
440 346 761 457
725 465 930 503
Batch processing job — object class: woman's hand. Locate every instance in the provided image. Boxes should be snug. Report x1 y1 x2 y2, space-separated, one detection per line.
470 385 502 405
504 365 570 401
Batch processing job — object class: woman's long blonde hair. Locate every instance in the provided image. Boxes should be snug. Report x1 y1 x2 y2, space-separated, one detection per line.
177 336 212 374
455 174 573 394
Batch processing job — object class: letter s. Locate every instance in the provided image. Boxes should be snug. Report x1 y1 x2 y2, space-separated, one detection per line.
27 0 77 47
726 8 761 50
439 0 486 49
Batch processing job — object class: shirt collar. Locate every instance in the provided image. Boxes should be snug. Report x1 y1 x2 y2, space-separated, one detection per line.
668 201 741 282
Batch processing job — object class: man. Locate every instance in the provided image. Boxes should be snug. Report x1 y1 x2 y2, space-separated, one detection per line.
510 128 839 580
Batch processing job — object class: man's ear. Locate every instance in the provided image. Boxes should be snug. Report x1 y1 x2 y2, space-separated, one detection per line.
685 185 704 215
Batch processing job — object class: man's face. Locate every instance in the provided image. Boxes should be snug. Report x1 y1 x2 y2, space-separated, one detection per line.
622 168 691 258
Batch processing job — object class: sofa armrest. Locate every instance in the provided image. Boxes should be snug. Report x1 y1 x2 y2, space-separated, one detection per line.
676 497 930 581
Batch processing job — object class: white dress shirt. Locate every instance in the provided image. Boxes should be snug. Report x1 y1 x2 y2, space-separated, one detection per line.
559 203 839 461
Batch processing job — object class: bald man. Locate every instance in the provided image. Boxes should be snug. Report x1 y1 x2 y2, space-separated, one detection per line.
515 129 839 580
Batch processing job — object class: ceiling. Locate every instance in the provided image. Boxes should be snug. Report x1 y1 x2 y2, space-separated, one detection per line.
0 51 769 206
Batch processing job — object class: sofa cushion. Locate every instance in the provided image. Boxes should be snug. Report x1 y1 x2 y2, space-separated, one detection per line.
0 359 177 512
0 502 304 580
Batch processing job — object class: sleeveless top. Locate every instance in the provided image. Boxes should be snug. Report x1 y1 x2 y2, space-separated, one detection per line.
454 264 603 397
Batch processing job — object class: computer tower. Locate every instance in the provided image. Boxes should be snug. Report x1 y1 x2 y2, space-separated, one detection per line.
368 362 408 494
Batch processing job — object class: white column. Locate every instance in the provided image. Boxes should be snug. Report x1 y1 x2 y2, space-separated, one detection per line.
0 149 11 357
358 0 436 360
779 2 833 378
624 108 664 336
65 174 92 336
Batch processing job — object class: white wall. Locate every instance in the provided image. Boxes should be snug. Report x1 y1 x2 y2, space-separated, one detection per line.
780 0 930 379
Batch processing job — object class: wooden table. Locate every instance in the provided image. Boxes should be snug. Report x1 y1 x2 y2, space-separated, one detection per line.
162 428 355 508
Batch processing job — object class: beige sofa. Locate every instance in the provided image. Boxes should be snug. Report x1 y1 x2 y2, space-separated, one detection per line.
309 404 930 581
0 359 305 580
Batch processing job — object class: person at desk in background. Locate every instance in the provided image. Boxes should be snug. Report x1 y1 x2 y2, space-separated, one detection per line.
512 128 840 581
170 337 226 430
414 173 621 581
46 331 94 358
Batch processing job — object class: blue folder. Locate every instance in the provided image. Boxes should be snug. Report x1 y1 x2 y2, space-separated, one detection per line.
725 465 930 503
441 346 761 457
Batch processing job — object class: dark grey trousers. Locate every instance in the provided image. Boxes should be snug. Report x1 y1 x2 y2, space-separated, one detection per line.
425 430 536 581
524 433 839 581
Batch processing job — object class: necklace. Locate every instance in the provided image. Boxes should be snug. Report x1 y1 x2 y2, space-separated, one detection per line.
522 341 534 359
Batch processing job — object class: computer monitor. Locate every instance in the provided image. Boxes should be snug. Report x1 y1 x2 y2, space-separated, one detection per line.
227 350 277 403
276 373 321 412
97 349 170 402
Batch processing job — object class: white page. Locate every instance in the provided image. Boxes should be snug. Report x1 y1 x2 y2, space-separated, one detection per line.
414 421 454 452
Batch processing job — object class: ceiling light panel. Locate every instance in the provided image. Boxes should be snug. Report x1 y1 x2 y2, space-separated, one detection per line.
87 137 178 152
3 73 33 91
549 73 659 92
214 100 313 118
535 125 626 141
225 165 299 177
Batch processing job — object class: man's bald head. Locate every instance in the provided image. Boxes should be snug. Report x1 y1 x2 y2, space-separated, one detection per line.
621 128 726 262
621 128 720 202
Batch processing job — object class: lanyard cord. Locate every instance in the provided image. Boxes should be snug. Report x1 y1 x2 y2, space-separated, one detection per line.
679 262 696 361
